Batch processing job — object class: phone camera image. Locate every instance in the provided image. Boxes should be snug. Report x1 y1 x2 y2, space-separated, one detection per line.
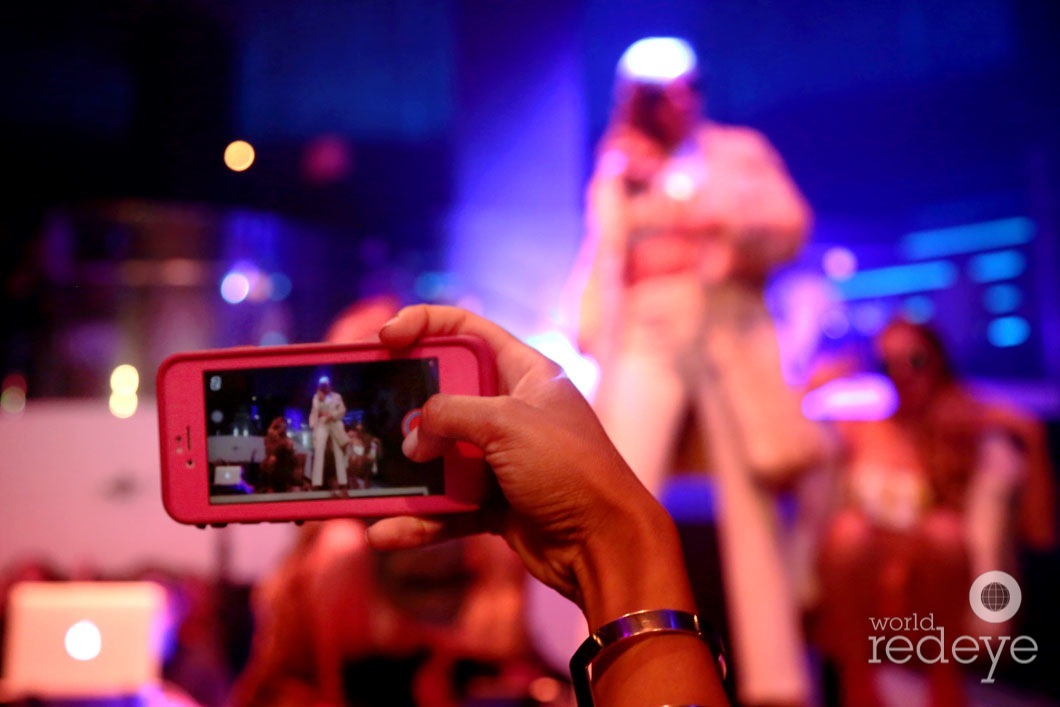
202 358 441 504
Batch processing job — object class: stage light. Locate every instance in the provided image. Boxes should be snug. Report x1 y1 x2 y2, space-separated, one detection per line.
822 246 858 281
109 364 140 395
968 249 1026 283
987 316 1030 348
617 37 697 84
902 295 935 323
414 271 453 301
802 373 898 421
109 391 138 419
525 330 600 399
820 307 851 339
224 140 256 172
902 217 1034 260
268 272 292 301
1 373 27 416
220 271 251 304
836 260 957 300
851 302 888 335
259 331 288 346
983 284 1022 314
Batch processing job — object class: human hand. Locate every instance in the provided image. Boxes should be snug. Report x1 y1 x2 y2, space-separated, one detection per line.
367 306 727 705
366 305 683 625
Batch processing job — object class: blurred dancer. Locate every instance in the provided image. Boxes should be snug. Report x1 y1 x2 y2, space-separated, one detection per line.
347 419 382 488
572 37 823 705
815 318 1055 707
261 416 296 493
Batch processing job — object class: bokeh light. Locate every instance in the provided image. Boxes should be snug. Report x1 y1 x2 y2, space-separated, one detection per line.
968 249 1026 283
822 246 858 281
109 392 138 419
301 134 353 184
1 373 27 415
224 140 256 172
902 295 935 324
983 283 1022 314
268 272 293 301
820 307 851 339
525 330 600 399
987 316 1030 348
851 301 888 336
259 330 289 346
109 364 140 395
220 271 251 304
802 373 898 421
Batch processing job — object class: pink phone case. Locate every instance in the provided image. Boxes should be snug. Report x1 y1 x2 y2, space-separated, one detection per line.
157 335 497 525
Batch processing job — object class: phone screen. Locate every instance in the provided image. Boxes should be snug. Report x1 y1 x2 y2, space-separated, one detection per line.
202 357 441 504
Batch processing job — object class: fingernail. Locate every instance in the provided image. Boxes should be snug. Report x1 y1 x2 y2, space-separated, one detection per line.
381 307 411 332
402 427 419 459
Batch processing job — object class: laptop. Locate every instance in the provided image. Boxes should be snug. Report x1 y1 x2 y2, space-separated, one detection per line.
1 581 168 699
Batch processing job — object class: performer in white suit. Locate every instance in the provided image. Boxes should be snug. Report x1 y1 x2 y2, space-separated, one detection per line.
573 37 825 705
309 376 349 489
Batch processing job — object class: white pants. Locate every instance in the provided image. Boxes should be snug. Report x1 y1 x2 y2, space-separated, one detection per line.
593 274 812 705
311 422 348 487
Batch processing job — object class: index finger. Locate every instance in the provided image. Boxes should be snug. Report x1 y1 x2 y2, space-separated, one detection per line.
378 305 546 390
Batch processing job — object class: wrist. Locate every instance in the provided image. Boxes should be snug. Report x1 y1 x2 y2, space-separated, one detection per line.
574 497 696 630
570 609 728 707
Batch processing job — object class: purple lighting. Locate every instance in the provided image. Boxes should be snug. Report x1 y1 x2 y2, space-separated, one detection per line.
822 246 858 281
220 271 251 304
803 373 898 421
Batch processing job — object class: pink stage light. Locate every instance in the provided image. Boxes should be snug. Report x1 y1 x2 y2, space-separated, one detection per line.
802 373 898 421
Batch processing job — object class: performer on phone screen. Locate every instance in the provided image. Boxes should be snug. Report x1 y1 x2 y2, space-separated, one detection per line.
310 376 349 489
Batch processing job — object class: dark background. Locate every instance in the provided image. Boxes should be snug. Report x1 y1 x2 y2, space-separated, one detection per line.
3 0 1059 398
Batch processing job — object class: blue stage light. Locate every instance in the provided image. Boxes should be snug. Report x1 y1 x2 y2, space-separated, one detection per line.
982 284 1022 314
968 249 1026 283
835 260 957 300
987 316 1030 348
901 217 1034 260
903 295 935 323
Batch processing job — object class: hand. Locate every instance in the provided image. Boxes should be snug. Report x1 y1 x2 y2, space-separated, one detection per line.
367 305 673 619
367 306 728 706
606 127 661 187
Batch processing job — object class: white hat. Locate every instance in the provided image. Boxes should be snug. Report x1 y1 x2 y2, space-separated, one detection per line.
616 36 698 85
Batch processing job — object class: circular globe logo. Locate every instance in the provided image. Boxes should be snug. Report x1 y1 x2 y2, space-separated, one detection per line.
981 582 1010 612
969 571 1021 624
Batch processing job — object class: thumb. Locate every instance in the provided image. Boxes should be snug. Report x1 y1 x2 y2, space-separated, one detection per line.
408 394 519 458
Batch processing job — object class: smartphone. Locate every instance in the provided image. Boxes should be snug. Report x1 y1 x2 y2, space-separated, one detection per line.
157 336 497 526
